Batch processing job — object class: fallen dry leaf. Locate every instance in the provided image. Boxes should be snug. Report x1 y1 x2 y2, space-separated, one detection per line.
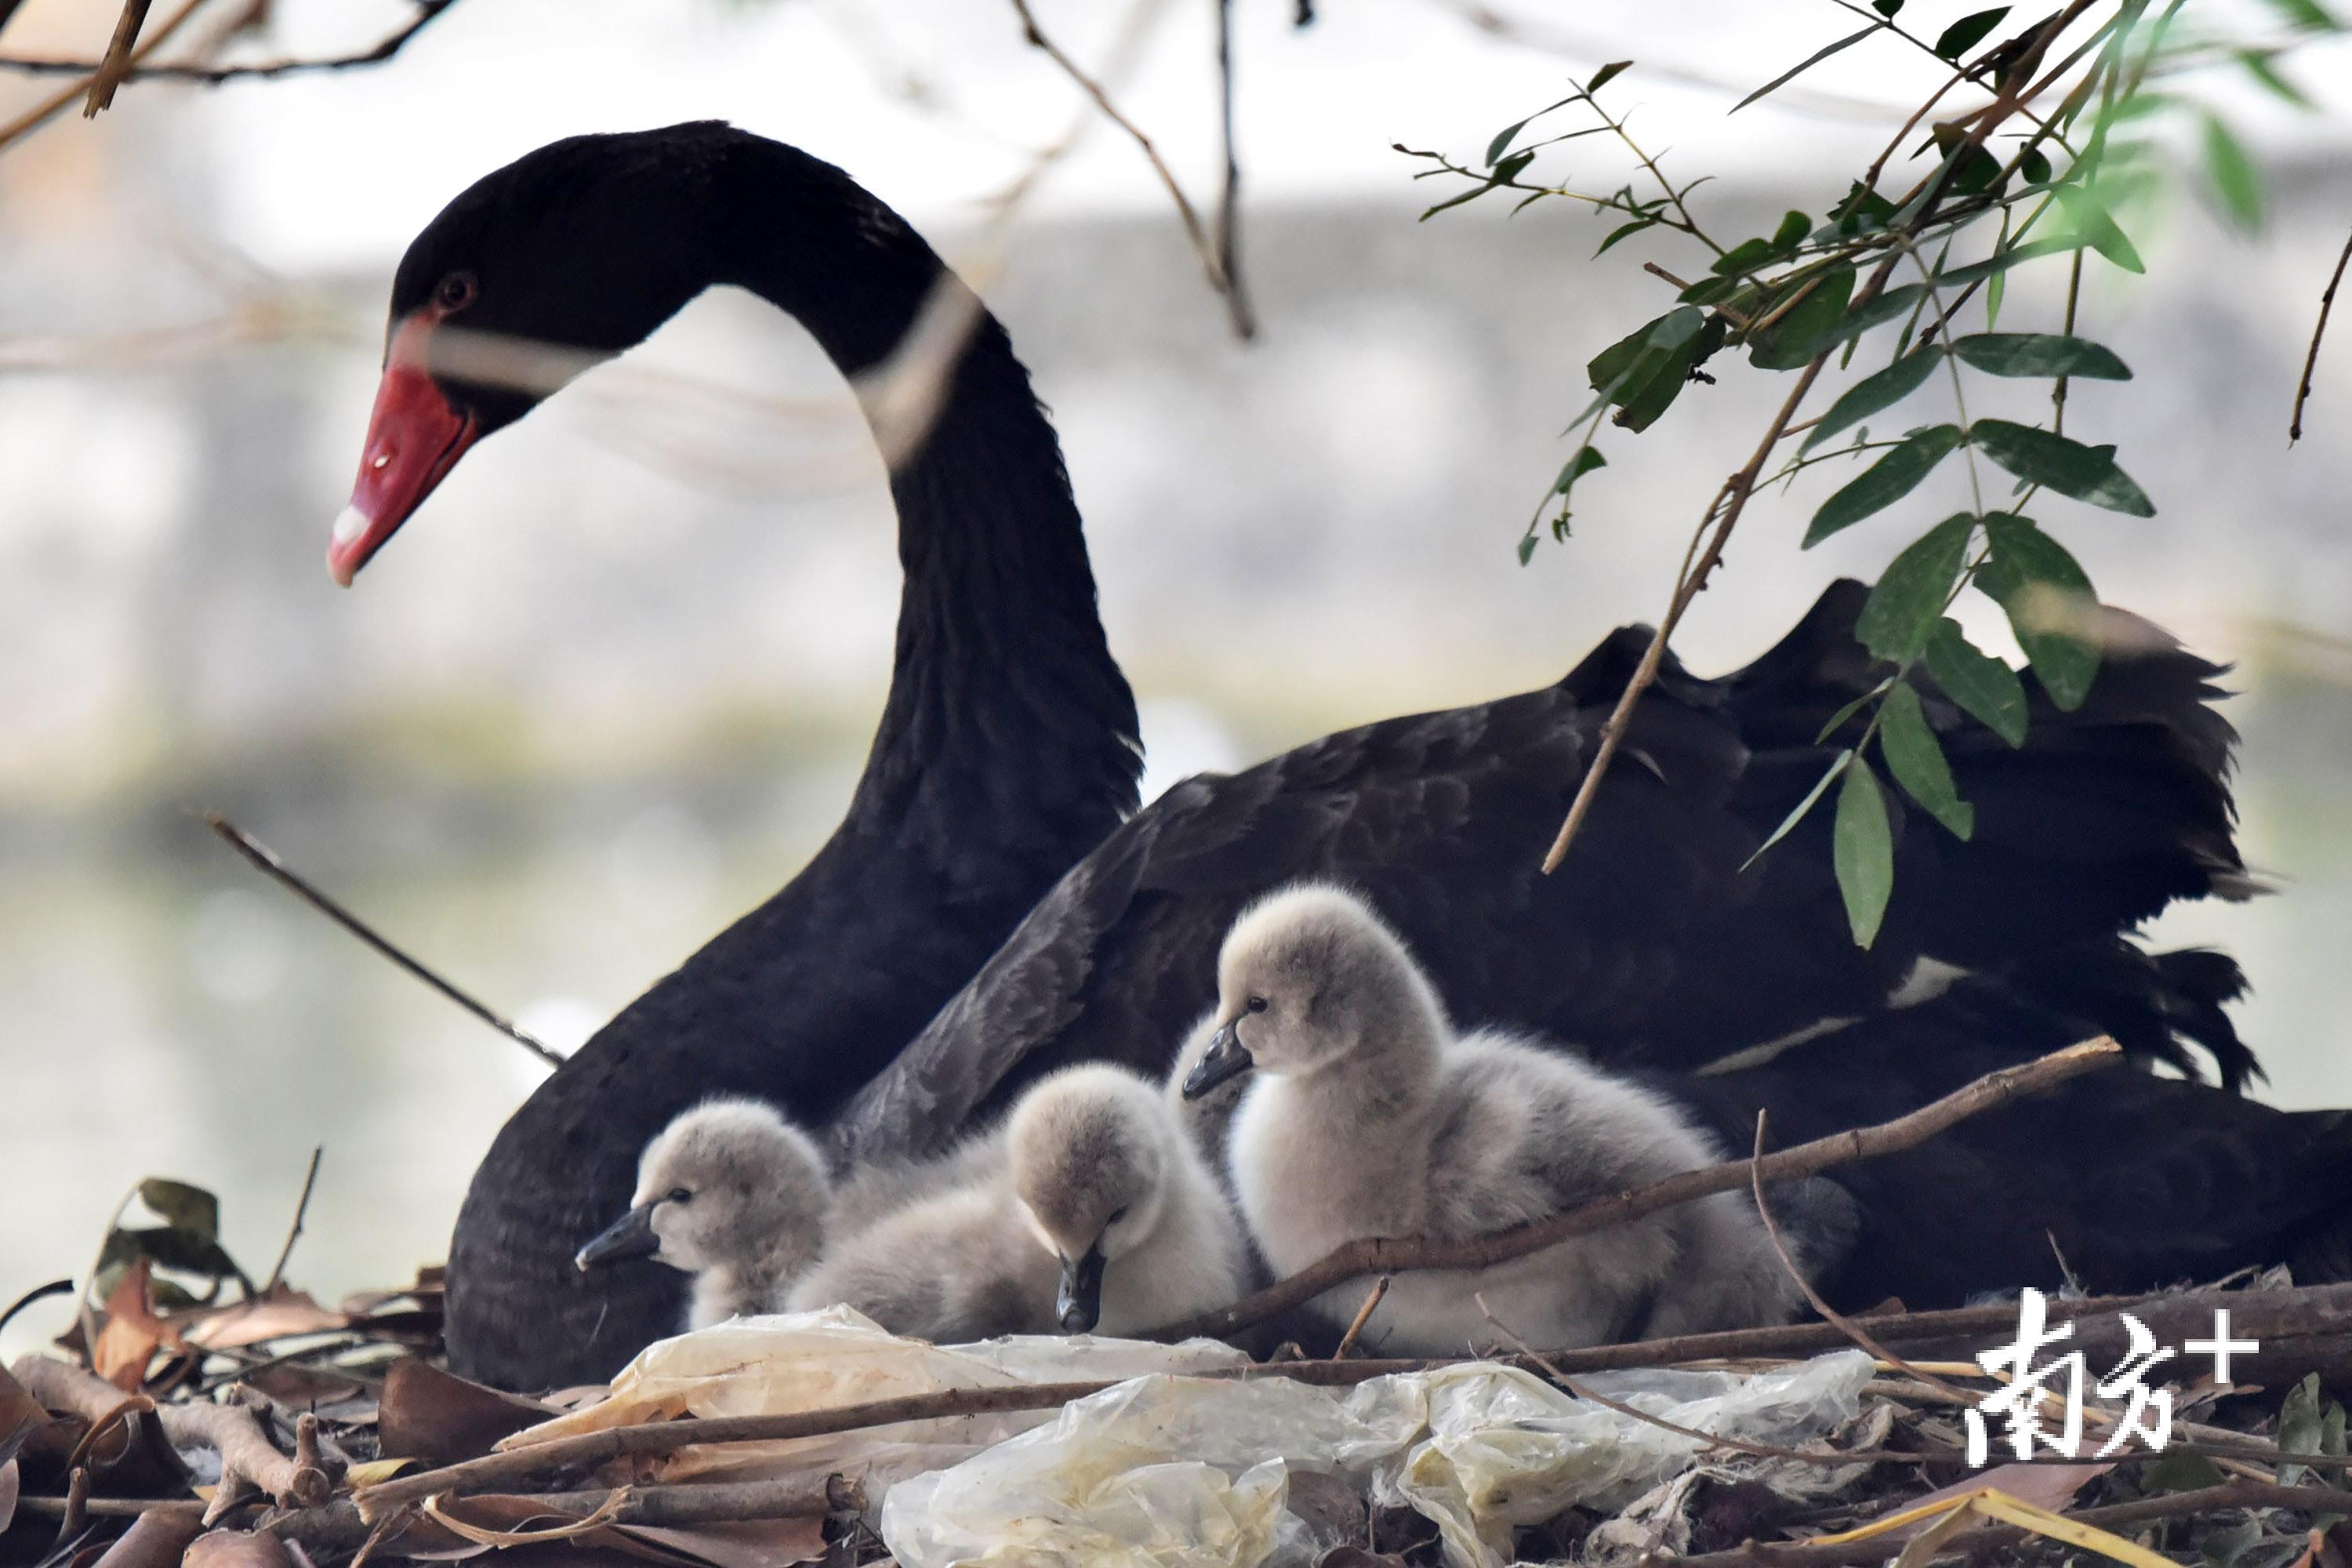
0 1362 49 1464
85 1507 201 1568
183 1529 295 1568
92 1260 185 1392
343 1457 416 1487
174 1288 350 1352
379 1360 557 1466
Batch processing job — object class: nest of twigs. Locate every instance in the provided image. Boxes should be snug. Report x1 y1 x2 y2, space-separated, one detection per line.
4 1051 2350 1568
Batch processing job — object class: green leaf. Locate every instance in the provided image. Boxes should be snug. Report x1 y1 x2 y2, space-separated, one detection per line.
1492 150 1535 184
1775 281 1923 363
1871 0 1903 14
1771 209 1812 250
2281 1374 2325 1487
1857 514 1973 663
1742 750 1853 872
1969 419 2156 515
140 1178 220 1243
2020 147 2053 185
1734 23 1882 113
1712 235 1782 276
1833 759 1895 946
1516 535 1537 566
2142 1451 2230 1494
1977 514 2101 709
1750 265 1858 370
1486 118 1533 166
1949 333 2131 380
1588 60 1633 92
1924 618 2028 746
1595 216 1657 256
1804 424 1963 547
1936 236 2094 292
1421 182 1500 220
1588 308 1698 392
2256 0 2339 32
1829 182 1897 235
2235 49 2314 109
1878 682 1975 839
2051 184 2146 274
2201 113 2265 230
1813 679 1895 745
1935 6 2010 59
1802 345 1944 452
1617 314 1723 431
1555 445 1606 491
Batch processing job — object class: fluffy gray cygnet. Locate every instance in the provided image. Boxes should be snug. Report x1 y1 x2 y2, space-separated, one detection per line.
1184 882 1820 1356
576 1098 1001 1332
574 1097 832 1330
1006 1064 1251 1334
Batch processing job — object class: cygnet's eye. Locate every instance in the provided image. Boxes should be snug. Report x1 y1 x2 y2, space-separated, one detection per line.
665 1187 693 1206
434 270 478 312
1246 996 1269 1014
1107 1206 1130 1225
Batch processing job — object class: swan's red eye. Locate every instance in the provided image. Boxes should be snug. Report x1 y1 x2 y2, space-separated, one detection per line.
435 271 477 312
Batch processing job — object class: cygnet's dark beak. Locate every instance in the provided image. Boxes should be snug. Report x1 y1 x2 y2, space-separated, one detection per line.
575 1200 662 1272
1056 1243 1108 1334
1181 1020 1254 1101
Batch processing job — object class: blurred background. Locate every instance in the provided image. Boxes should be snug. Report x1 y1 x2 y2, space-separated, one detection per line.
3 0 2349 1361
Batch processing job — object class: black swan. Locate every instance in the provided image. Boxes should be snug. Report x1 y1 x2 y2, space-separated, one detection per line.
342 123 2272 1388
336 124 1140 1387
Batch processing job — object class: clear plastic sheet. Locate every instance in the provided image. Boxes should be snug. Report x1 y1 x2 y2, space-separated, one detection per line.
882 1352 1875 1568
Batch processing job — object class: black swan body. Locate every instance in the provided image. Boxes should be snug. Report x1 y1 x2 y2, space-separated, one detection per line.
346 123 2289 1389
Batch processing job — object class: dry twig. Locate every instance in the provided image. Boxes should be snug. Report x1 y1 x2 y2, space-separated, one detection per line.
260 1148 321 1298
203 815 561 1069
0 0 458 84
2291 217 2352 443
1005 0 1254 338
1153 1039 2120 1341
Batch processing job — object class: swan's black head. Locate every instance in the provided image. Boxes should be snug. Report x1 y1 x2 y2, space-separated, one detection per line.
332 122 740 584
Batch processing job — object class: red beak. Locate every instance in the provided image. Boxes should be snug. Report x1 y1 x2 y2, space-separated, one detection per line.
330 316 479 586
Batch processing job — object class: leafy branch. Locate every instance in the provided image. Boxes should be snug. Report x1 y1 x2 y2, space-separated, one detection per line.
1412 0 2337 938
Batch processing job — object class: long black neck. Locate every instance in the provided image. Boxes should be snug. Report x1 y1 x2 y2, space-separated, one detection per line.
713 140 1141 873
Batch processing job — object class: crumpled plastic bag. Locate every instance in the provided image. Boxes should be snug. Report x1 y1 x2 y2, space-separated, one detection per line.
500 1306 1249 1498
881 1351 1875 1568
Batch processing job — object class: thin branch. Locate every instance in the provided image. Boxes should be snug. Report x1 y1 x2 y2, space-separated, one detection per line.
1210 0 1255 336
1536 311 1851 875
1152 1039 2120 1341
260 1147 323 1296
0 1 458 83
1333 1276 1389 1359
0 0 204 153
82 0 156 114
1748 1112 1976 1405
201 814 562 1069
2290 217 2352 443
1006 0 1252 337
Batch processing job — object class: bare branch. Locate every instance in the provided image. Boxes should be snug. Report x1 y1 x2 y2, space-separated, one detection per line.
2291 217 2352 443
1006 0 1254 338
0 1 458 85
202 814 562 1070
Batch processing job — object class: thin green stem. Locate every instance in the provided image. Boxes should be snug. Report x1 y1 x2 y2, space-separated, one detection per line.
1908 249 1987 515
